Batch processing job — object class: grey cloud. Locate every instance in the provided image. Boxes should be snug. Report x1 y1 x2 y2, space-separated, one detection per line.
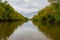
8 0 50 18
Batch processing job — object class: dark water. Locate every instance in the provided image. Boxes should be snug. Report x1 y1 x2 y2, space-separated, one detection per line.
0 21 60 40
0 21 24 40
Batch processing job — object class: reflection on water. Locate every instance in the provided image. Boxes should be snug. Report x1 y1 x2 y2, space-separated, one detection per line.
32 21 60 40
0 21 24 40
1 20 60 40
8 21 49 40
0 21 50 40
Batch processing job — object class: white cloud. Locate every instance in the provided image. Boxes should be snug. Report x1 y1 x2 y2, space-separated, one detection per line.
24 0 30 2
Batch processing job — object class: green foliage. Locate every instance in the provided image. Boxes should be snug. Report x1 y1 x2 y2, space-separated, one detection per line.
48 0 60 4
24 17 29 23
32 1 60 24
0 1 27 21
31 0 60 40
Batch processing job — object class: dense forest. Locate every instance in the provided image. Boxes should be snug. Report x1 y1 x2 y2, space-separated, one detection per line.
32 0 60 24
0 0 29 22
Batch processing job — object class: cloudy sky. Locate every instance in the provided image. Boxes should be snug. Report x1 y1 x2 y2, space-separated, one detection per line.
8 0 50 18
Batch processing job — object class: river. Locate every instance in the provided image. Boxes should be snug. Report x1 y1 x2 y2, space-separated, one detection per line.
1 0 60 40
0 20 51 40
8 21 50 40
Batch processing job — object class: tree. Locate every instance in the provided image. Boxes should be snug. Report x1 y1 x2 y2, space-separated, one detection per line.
48 0 60 4
0 0 1 1
4 0 8 4
0 0 28 21
0 0 2 3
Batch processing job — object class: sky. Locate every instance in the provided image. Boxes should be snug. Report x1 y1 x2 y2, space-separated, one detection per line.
8 0 50 18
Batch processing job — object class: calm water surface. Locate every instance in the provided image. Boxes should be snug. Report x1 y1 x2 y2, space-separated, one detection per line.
8 21 50 40
0 21 51 40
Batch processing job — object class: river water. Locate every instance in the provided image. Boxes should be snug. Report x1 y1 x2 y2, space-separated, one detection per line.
8 21 50 40
0 20 51 40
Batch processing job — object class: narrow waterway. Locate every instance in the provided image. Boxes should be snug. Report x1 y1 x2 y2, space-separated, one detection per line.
8 21 50 40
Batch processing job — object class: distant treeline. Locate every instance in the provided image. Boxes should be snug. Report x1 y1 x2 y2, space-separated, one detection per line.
0 0 29 22
32 0 60 24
